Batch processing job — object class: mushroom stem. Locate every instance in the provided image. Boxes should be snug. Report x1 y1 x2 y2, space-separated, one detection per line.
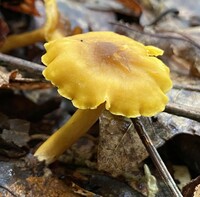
0 28 45 53
0 0 66 53
34 104 105 164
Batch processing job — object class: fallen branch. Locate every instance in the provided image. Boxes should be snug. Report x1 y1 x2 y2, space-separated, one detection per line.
132 117 183 197
165 103 200 122
173 84 200 92
0 53 44 78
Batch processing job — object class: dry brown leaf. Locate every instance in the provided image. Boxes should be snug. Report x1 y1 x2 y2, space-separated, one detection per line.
0 67 51 90
3 177 80 197
0 159 80 197
116 0 142 17
0 0 40 16
98 110 147 177
1 119 30 148
57 0 115 32
183 176 200 197
114 24 200 77
0 67 10 87
0 19 9 47
72 182 101 197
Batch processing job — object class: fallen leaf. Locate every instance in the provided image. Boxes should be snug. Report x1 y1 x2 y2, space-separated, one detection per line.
98 110 147 177
57 0 116 31
183 176 200 197
114 22 200 77
116 0 142 17
0 67 9 87
149 112 200 148
74 170 145 197
168 88 200 111
72 182 102 197
1 119 30 148
0 158 80 197
0 18 9 47
0 0 40 16
0 66 51 90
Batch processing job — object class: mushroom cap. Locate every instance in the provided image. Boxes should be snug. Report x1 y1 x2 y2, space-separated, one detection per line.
42 31 172 117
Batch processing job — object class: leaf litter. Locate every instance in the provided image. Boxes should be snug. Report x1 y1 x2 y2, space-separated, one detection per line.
0 0 200 196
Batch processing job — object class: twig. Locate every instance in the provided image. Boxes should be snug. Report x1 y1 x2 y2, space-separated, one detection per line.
0 185 18 197
0 53 44 77
110 22 200 51
173 84 200 92
158 29 200 51
165 103 200 122
146 8 179 26
132 117 183 197
29 134 50 141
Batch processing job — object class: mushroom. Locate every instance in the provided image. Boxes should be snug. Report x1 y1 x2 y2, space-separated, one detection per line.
34 31 172 164
0 0 69 53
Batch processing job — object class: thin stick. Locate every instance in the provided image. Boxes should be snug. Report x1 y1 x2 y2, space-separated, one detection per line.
0 185 18 197
132 117 183 197
0 53 44 77
173 84 200 92
165 103 200 122
110 22 200 50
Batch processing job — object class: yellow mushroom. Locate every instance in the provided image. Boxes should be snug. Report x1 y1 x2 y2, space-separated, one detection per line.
34 31 173 164
0 0 68 53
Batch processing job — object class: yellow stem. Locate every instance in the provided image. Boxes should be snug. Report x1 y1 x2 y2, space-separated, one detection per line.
34 104 105 164
0 28 45 53
0 0 64 53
